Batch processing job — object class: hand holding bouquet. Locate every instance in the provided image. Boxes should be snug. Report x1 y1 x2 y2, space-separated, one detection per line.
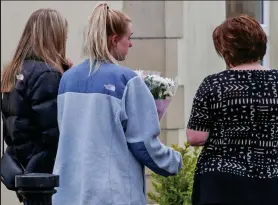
135 70 179 120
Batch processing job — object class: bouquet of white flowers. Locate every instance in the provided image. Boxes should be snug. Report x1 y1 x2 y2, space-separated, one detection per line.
135 70 179 120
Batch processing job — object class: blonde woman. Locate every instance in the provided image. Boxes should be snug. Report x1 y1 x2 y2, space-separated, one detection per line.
53 3 182 205
1 8 71 197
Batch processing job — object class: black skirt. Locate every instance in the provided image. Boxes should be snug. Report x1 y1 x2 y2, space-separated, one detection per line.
192 172 278 205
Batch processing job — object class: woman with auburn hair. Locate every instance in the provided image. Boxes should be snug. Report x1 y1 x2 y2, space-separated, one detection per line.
52 3 182 205
186 15 278 205
1 8 72 197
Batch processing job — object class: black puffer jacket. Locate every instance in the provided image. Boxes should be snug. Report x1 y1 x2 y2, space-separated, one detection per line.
2 59 64 173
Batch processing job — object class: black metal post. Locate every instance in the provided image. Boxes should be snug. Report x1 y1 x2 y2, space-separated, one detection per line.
15 173 59 205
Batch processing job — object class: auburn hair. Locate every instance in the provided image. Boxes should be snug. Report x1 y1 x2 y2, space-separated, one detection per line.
212 14 267 68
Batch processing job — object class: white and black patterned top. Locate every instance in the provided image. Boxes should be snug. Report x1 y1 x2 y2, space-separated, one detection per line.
188 69 278 178
188 69 278 205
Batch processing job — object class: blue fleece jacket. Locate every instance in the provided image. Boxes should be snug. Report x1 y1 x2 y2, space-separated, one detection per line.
52 59 182 205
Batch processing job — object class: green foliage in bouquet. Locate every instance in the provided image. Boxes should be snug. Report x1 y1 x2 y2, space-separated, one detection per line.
147 142 202 205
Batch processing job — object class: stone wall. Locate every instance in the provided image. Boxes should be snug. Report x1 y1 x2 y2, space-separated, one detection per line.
269 1 278 69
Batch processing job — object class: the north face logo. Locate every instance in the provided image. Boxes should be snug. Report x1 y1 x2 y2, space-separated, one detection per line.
16 74 24 81
104 84 116 92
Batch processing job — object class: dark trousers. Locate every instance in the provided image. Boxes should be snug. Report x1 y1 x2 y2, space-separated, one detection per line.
24 151 56 174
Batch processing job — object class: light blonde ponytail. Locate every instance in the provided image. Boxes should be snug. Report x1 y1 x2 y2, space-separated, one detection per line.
83 3 131 72
85 3 117 71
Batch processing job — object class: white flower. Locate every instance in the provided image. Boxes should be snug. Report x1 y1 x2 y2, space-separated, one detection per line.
133 70 178 99
143 74 178 99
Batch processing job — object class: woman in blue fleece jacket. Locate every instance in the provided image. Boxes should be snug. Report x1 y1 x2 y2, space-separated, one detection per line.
52 3 182 205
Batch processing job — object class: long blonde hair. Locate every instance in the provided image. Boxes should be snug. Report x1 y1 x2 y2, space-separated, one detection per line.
1 8 68 93
83 3 131 70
